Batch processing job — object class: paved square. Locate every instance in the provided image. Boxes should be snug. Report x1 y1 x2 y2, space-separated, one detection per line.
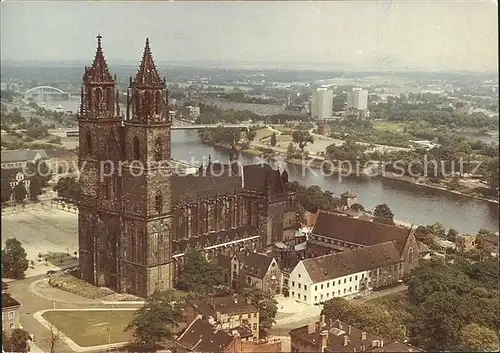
1 206 78 262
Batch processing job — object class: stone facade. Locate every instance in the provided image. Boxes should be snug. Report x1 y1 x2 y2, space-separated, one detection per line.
77 36 297 298
215 251 284 295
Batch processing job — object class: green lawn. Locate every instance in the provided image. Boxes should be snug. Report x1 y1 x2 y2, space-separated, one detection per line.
373 121 406 133
254 128 275 141
42 310 135 347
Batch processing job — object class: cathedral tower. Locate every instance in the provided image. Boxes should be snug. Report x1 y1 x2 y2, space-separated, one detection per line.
121 38 174 296
78 35 123 289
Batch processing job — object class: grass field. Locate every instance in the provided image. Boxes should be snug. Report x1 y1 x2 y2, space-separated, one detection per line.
373 121 406 133
254 128 275 141
42 310 136 347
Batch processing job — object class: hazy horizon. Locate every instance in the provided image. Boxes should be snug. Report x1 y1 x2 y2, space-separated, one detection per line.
1 1 498 73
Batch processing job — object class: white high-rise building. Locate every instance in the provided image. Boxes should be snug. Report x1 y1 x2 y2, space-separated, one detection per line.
347 88 368 111
311 87 333 119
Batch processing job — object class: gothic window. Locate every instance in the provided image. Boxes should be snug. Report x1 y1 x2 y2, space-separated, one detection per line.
86 131 92 155
151 229 159 264
199 203 206 234
134 92 140 117
143 91 150 116
95 88 102 112
156 91 162 114
133 136 140 161
107 88 113 111
208 203 216 231
155 191 163 213
162 224 171 260
409 248 414 265
154 136 162 162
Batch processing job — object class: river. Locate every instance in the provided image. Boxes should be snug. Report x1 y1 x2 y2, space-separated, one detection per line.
44 99 499 233
171 130 499 234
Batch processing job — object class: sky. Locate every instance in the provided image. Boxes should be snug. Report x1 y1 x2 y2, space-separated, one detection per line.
1 1 498 72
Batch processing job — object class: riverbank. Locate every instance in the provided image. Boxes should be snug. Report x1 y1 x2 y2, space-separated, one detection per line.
203 140 499 205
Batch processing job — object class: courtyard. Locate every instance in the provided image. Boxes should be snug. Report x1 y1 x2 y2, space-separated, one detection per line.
1 206 78 263
41 309 136 347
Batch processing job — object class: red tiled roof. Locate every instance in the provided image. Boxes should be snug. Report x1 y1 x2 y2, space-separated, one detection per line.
176 317 234 352
302 242 402 283
312 211 411 254
237 252 275 279
2 293 20 310
188 294 258 317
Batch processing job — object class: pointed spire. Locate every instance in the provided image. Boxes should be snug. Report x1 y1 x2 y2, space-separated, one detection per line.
133 38 163 88
84 34 113 84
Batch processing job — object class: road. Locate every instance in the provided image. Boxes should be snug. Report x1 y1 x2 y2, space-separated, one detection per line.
6 274 142 353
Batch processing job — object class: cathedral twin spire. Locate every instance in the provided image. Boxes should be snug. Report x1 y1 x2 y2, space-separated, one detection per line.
83 35 164 88
83 35 114 84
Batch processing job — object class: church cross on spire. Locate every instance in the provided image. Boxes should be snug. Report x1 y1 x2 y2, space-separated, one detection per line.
83 34 113 84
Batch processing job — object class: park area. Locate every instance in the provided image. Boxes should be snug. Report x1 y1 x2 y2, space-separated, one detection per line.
1 205 78 263
42 310 136 347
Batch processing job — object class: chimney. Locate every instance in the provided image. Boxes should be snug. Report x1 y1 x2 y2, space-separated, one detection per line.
343 335 349 347
361 332 367 340
380 340 384 347
320 330 328 351
307 322 316 334
348 325 352 334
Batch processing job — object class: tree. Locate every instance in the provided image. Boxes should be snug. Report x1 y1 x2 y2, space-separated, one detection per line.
270 132 277 147
349 203 365 213
2 238 29 279
6 328 29 353
292 130 314 151
349 303 406 342
53 176 78 202
447 228 459 242
241 287 278 331
43 325 62 353
458 324 500 352
13 182 27 204
25 159 52 187
1 179 12 202
320 298 354 322
125 290 182 348
286 142 295 159
373 203 394 225
176 250 223 295
245 127 257 142
412 291 470 351
29 175 43 201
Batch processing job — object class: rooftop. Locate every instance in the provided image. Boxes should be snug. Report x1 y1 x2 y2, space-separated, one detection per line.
188 294 258 317
312 211 412 254
2 293 21 310
1 149 48 164
301 241 402 283
176 317 234 352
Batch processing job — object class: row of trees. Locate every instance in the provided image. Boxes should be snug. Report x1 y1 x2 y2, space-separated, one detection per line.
288 181 395 224
320 258 499 351
126 251 278 348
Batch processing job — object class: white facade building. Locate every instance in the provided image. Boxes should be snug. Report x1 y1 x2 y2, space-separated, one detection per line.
288 241 403 306
311 88 333 119
289 261 370 306
347 88 368 111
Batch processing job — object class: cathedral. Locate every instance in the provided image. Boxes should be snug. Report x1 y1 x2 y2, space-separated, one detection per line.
77 36 297 297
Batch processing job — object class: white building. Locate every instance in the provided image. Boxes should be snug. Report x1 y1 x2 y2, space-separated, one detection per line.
288 242 402 306
346 88 368 114
311 88 333 119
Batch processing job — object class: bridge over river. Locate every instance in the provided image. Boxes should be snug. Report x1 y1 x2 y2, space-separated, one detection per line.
49 123 253 138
